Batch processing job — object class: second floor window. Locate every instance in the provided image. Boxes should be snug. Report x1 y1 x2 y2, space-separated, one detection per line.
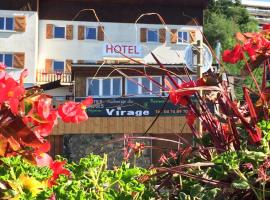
0 17 13 31
53 61 64 72
87 77 122 97
0 53 13 67
85 27 97 40
178 31 188 43
147 29 158 42
54 26 65 38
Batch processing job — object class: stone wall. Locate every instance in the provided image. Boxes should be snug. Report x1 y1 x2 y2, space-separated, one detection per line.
63 134 151 168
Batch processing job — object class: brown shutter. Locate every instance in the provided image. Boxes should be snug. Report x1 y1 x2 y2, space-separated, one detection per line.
170 29 177 43
97 26 104 41
66 25 73 40
45 59 53 73
13 53 25 68
189 30 196 43
14 16 26 32
159 28 166 43
65 59 72 73
140 28 147 42
78 25 85 40
46 24 53 39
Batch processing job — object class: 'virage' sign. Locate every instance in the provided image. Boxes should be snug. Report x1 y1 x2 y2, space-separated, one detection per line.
103 43 142 57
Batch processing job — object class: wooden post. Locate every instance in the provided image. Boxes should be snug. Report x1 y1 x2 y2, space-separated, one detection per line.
197 40 203 138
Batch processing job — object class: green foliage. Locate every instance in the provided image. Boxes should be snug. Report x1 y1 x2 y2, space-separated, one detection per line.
204 0 259 98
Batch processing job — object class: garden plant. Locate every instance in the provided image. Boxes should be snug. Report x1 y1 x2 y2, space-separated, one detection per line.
1 21 270 200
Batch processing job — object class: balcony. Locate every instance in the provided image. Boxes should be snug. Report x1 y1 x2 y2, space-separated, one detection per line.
36 70 72 84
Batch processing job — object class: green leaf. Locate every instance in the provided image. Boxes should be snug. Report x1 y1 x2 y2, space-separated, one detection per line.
232 179 250 189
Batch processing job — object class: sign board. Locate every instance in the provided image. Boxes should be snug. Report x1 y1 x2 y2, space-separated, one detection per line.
103 43 142 58
76 97 188 117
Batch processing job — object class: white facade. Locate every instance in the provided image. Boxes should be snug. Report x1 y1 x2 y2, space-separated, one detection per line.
0 10 38 85
38 20 202 69
242 0 270 27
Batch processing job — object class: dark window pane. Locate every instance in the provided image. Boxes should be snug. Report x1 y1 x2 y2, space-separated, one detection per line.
54 27 65 38
152 77 161 95
178 31 188 43
88 79 99 96
102 79 111 96
112 78 121 95
126 78 138 95
4 54 13 67
141 77 150 95
147 30 158 42
86 28 96 39
53 61 64 71
0 18 4 29
5 18 13 30
0 54 3 62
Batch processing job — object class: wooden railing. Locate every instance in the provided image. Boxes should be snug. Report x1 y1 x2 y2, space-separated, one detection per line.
36 70 72 84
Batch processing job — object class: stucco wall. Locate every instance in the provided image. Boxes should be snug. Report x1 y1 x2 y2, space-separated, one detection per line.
0 10 38 84
38 20 202 70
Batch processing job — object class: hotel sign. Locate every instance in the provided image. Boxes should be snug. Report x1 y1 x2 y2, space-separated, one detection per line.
103 43 142 58
76 97 188 117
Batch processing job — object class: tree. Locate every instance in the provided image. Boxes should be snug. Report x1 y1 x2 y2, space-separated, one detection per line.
204 0 259 98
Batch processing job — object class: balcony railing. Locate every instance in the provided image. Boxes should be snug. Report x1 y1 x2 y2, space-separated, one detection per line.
36 70 72 84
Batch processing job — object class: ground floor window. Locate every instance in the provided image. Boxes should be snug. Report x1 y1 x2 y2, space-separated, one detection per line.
87 77 122 97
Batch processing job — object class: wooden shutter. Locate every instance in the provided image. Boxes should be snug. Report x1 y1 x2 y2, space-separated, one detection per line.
45 59 53 73
65 59 72 73
46 24 53 39
189 30 196 43
140 28 147 42
13 53 25 68
97 26 104 41
14 16 26 32
159 28 166 43
170 29 177 43
78 25 85 40
66 25 73 40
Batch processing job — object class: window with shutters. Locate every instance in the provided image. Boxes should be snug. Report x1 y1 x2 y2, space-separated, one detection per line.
87 77 122 97
85 27 97 40
125 76 162 96
147 29 158 42
54 26 65 38
177 31 189 43
53 61 65 72
0 17 14 31
0 53 13 67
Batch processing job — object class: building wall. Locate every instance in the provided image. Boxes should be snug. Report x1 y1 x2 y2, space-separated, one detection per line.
0 10 38 84
38 19 202 70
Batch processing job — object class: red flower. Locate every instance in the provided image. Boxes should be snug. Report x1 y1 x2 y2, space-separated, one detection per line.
169 81 197 106
0 77 25 114
222 44 243 64
169 150 177 160
186 110 196 126
58 96 93 123
48 160 70 187
263 24 270 30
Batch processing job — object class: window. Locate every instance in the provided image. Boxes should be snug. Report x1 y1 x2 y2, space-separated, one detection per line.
125 77 162 96
0 17 14 31
85 27 97 40
0 53 13 67
147 29 158 42
54 26 65 38
178 31 188 43
53 61 64 72
87 77 122 97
